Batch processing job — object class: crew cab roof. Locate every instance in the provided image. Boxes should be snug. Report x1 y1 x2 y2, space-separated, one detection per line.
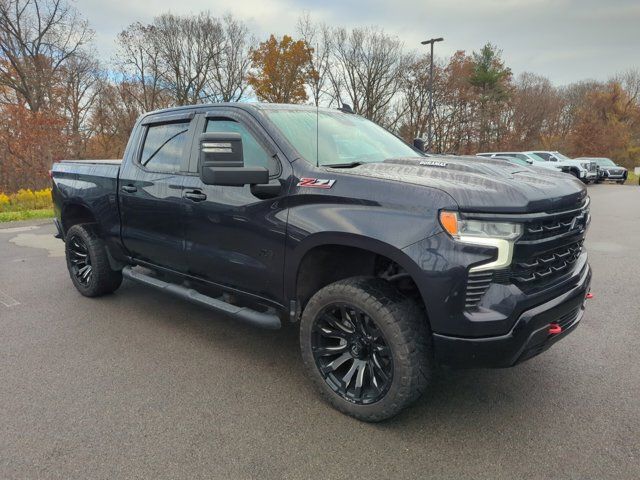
139 102 337 122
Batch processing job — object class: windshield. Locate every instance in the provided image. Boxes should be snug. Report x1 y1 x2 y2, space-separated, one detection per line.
264 109 422 166
507 157 532 166
552 152 572 161
527 153 547 162
594 158 615 166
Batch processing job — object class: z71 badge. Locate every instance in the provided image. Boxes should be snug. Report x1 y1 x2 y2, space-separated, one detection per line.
297 178 336 189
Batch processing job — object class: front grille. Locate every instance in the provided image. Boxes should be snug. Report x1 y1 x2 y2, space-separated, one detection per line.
521 209 589 241
511 199 589 291
465 271 493 309
510 240 583 289
462 198 589 305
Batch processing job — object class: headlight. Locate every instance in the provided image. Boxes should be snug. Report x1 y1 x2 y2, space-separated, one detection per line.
439 211 522 240
439 211 522 272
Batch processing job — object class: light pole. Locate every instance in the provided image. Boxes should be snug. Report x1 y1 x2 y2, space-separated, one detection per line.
421 37 443 152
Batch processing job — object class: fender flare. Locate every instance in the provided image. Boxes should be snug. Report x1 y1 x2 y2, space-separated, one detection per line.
284 231 427 303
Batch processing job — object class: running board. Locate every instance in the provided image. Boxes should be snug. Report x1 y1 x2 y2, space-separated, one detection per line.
121 266 281 330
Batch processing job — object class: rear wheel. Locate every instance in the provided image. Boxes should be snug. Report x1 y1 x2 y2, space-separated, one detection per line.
65 224 122 297
300 277 431 422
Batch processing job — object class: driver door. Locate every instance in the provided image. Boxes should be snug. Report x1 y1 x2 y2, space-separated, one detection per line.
181 109 291 303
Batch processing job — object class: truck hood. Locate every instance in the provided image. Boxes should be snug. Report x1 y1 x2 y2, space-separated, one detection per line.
333 156 587 213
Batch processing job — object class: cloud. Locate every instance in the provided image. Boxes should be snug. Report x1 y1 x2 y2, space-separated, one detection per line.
78 0 639 85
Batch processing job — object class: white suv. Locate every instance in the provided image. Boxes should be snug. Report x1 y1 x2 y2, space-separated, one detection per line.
527 151 597 183
478 151 594 183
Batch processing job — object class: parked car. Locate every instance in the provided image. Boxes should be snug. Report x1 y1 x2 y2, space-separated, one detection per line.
51 103 592 422
529 151 598 183
477 151 589 180
577 157 628 184
475 154 533 167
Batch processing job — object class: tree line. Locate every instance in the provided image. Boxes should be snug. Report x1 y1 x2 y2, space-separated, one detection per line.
1 0 639 192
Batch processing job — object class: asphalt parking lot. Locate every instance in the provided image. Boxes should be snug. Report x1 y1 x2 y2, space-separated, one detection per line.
1 184 639 479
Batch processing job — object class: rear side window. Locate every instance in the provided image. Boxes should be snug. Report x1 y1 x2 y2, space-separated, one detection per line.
140 122 190 173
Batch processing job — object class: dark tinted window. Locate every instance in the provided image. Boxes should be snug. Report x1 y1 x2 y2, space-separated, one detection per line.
140 122 190 173
205 119 277 173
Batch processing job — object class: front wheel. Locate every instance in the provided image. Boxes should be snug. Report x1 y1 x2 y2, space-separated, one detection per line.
300 277 432 422
65 224 123 297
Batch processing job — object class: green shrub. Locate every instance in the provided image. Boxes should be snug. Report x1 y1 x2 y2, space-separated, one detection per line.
0 188 53 213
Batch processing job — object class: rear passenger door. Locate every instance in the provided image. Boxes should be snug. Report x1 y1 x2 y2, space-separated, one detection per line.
119 111 196 272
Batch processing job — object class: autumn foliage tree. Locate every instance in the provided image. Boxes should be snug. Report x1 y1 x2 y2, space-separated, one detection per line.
2 6 640 194
248 34 316 103
570 82 640 163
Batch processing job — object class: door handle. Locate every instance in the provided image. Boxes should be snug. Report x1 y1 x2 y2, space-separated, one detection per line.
121 185 137 193
184 190 207 202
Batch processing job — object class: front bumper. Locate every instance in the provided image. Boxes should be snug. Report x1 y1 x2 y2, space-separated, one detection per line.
432 261 591 368
604 170 627 180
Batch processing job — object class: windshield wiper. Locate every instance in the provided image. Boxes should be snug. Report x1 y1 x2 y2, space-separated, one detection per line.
325 161 365 168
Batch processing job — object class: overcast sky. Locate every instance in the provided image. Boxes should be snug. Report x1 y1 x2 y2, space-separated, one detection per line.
79 0 639 86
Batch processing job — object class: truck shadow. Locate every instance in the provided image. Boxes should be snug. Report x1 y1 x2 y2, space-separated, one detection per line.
107 280 571 432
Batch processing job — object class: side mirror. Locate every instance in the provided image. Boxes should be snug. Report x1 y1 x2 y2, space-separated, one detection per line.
413 138 426 152
199 132 269 186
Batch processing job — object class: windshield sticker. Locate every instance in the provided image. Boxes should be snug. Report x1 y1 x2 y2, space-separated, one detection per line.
419 160 448 168
297 178 336 189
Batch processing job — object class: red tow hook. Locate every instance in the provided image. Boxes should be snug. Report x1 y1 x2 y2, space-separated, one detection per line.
548 323 562 335
586 292 594 299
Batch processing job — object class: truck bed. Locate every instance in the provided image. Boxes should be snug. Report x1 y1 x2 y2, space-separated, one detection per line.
51 159 122 249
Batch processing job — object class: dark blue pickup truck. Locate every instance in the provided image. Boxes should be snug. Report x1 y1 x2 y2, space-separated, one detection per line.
51 103 592 421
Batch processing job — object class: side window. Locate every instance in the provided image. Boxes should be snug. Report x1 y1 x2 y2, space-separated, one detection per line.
205 118 278 174
140 122 190 173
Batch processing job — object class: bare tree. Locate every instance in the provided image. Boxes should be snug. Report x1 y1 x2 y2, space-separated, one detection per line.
204 14 252 102
61 52 101 157
397 53 435 141
506 72 564 149
296 12 331 106
0 0 92 111
328 27 407 126
152 12 224 105
115 22 169 111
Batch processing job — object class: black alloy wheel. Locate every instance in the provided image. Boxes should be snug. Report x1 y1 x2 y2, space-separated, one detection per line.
300 277 432 421
67 234 93 286
311 303 393 405
64 223 122 297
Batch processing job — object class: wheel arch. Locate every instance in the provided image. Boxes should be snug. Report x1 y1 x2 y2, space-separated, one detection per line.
60 202 98 236
286 233 429 320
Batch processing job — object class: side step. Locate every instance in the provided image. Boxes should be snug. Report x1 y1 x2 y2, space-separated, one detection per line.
121 266 281 330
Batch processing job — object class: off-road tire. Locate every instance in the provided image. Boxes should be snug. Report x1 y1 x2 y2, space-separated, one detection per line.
300 277 432 422
65 224 122 297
